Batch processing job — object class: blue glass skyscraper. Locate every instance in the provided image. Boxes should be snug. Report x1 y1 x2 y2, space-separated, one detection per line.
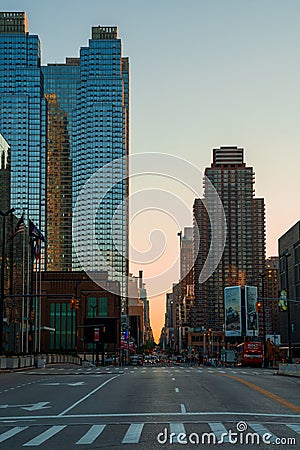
43 26 129 302
0 12 47 239
73 26 128 301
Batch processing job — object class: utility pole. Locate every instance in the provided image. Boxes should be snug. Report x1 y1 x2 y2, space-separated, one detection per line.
284 252 292 363
260 273 267 367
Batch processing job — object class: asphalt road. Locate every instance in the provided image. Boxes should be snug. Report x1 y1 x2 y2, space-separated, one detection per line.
0 364 299 449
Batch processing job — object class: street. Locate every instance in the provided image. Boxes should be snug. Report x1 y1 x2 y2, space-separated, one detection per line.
0 364 299 449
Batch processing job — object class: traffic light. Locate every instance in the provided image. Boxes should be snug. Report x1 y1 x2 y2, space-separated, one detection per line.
75 299 80 309
30 310 35 321
278 290 288 311
256 301 262 313
70 298 76 310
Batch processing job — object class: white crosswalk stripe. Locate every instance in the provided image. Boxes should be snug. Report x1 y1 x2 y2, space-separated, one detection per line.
169 423 187 444
23 425 66 447
122 423 144 444
75 425 106 445
0 426 28 443
248 422 278 444
286 424 300 435
208 422 229 442
0 421 296 447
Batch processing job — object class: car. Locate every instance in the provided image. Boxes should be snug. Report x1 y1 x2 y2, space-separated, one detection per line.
130 355 143 366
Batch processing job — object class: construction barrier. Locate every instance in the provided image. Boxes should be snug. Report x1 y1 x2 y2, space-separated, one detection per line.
278 363 300 377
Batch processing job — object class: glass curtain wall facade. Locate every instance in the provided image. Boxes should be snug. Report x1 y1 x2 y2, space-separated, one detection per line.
0 12 47 249
43 28 129 305
45 94 72 271
42 59 80 271
72 26 129 303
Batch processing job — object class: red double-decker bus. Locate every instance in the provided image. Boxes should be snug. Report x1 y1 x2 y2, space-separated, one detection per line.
236 341 263 367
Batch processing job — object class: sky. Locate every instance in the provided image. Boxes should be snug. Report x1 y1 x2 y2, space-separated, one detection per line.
2 0 300 341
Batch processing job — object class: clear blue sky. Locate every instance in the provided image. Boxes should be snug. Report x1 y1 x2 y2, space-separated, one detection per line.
2 0 299 253
2 0 300 338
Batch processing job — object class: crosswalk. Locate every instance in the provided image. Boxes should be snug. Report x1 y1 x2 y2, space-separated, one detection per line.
26 366 275 378
0 421 298 447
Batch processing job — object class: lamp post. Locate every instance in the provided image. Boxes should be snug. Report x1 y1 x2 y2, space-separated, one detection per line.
0 208 15 354
260 273 267 367
177 231 182 354
89 304 97 365
284 252 292 363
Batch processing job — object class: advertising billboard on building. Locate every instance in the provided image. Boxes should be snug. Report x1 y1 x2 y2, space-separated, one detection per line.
245 285 258 337
224 286 242 337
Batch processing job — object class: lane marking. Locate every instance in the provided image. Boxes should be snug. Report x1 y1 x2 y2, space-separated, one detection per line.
175 388 179 393
170 423 187 444
180 403 186 414
0 426 28 443
58 375 119 416
122 423 144 444
2 411 300 421
23 425 66 446
218 373 300 414
248 422 278 444
208 422 229 442
75 424 106 445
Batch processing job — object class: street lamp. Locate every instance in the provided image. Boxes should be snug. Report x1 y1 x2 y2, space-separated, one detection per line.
177 231 182 353
260 273 267 367
0 208 15 354
89 304 97 365
284 252 292 363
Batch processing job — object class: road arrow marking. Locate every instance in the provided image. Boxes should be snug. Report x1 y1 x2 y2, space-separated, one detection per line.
42 382 86 387
0 402 51 411
22 402 51 411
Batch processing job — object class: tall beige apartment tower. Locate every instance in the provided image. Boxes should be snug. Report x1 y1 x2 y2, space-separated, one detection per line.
193 146 266 331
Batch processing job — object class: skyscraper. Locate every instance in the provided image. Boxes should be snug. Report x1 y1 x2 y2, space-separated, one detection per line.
45 94 72 271
193 146 266 331
0 12 47 243
43 26 129 303
42 58 80 271
72 26 129 301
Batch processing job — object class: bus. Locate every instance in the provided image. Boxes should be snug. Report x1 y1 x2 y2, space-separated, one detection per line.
236 341 263 367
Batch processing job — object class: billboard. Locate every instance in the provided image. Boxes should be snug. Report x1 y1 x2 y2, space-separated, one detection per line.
224 286 242 337
245 286 258 337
